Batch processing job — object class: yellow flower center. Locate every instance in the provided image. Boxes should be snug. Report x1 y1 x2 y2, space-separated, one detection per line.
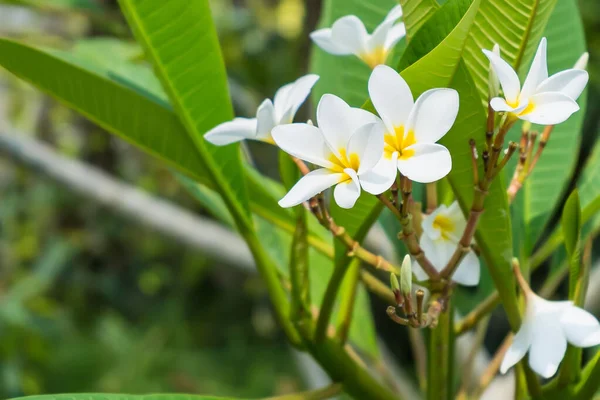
361 47 388 69
328 148 360 175
433 214 455 240
384 126 416 160
519 101 536 116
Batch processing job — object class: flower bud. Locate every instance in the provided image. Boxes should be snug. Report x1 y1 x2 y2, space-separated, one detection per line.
574 52 589 71
390 272 402 305
488 44 501 99
400 254 412 296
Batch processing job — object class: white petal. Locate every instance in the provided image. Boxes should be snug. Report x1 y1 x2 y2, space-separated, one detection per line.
359 152 398 195
521 37 548 99
490 97 525 112
368 65 414 132
271 123 334 168
316 94 379 154
273 74 320 123
310 28 353 55
421 206 445 241
204 117 257 146
482 49 521 105
528 318 567 379
443 201 467 242
536 69 589 101
451 251 480 286
561 306 600 347
574 52 589 70
411 260 429 281
384 4 403 22
256 99 277 140
333 169 361 208
406 88 459 143
384 23 406 51
279 169 343 208
519 92 579 125
368 19 395 53
397 143 452 183
500 320 533 374
414 234 443 279
347 122 385 173
330 15 369 56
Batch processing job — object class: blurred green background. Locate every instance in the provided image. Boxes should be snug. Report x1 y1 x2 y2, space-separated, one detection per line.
0 0 598 398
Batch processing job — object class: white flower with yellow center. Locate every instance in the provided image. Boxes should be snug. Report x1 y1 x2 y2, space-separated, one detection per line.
501 267 600 378
204 74 319 145
483 37 588 125
366 65 458 186
310 5 406 69
412 202 480 286
272 94 390 209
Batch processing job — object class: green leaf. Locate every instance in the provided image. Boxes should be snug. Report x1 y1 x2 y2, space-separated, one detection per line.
463 0 559 103
562 190 582 267
513 0 587 254
579 137 600 238
399 0 439 41
118 0 251 225
8 395 236 400
3 0 102 12
0 39 212 185
310 0 400 107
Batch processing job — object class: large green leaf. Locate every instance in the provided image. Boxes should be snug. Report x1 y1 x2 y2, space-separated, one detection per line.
118 0 251 223
399 0 439 41
0 39 210 185
513 0 587 254
579 137 600 237
9 395 235 400
462 0 559 103
310 0 400 107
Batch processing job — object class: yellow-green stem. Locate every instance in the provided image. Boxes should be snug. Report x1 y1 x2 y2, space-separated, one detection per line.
427 299 453 400
335 258 361 344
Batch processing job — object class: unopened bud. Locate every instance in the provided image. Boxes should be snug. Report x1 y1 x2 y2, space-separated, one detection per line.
574 52 589 71
488 43 501 98
521 121 531 135
390 273 402 305
400 254 412 295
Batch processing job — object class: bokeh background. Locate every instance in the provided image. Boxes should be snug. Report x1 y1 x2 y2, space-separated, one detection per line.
0 0 598 398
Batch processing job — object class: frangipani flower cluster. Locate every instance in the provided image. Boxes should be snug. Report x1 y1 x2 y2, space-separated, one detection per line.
412 202 480 286
483 37 588 125
311 5 406 69
501 266 600 378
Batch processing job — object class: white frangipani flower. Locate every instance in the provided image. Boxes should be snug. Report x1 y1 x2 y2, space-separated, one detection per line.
412 202 480 286
310 5 406 69
204 74 319 146
272 94 389 209
501 266 600 378
366 65 458 186
483 37 588 125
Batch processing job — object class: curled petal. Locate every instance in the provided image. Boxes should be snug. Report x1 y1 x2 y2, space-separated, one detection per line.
279 169 343 208
490 97 523 113
368 65 414 132
256 99 277 140
310 28 353 55
521 37 548 99
273 74 320 123
271 123 334 168
347 122 385 174
397 143 452 183
384 23 406 51
536 69 589 101
368 18 395 53
482 49 521 105
330 15 369 56
500 319 533 374
333 169 361 208
383 4 403 22
560 306 600 347
451 251 480 287
359 152 398 195
204 117 257 146
519 92 579 125
406 88 459 143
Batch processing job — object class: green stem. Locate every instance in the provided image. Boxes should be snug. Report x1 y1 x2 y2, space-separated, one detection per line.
265 384 343 400
427 299 453 400
290 206 310 324
315 260 349 343
573 350 600 400
335 258 361 344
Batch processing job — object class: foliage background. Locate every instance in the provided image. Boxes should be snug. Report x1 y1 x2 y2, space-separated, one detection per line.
0 0 598 398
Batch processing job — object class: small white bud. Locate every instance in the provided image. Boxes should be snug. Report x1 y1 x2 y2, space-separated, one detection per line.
574 52 589 70
400 254 412 295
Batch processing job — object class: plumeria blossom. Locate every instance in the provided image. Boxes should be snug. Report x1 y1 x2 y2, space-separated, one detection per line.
272 94 390 209
412 202 480 286
482 37 588 125
501 266 600 378
367 65 458 185
204 74 319 146
310 5 405 69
